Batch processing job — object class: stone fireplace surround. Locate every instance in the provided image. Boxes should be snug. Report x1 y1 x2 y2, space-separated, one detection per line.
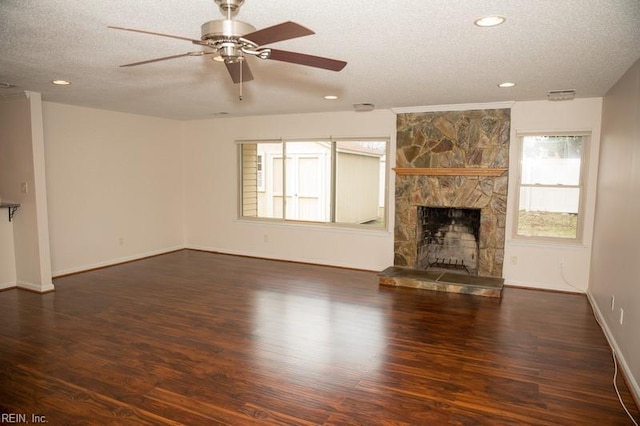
386 108 510 291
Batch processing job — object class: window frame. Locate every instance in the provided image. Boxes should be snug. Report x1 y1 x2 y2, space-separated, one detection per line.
512 131 590 244
237 137 389 231
256 153 265 192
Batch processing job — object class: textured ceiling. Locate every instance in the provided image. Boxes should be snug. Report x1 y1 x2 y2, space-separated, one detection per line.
1 0 639 120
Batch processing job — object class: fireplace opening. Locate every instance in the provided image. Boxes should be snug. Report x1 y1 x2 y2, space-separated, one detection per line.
416 207 481 275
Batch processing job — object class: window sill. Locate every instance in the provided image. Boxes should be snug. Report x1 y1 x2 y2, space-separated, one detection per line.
507 238 588 250
236 217 391 236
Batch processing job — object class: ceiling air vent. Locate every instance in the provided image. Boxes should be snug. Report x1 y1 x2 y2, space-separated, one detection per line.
547 90 575 101
353 103 375 112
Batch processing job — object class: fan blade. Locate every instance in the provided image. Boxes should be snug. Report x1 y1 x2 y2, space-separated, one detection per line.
108 26 207 46
119 51 209 67
225 60 254 83
242 21 314 46
267 49 347 71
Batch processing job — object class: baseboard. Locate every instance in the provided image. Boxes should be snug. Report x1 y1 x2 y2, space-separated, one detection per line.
52 245 186 278
16 281 55 293
586 290 640 408
186 245 379 272
504 278 586 293
0 281 17 291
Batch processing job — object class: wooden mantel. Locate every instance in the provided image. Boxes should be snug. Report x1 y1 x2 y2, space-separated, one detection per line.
393 167 508 177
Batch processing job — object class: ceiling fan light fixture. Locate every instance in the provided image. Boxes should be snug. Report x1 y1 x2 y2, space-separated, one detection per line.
474 16 506 27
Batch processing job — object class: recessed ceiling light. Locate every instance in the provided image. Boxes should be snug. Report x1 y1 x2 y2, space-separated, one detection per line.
474 16 506 27
51 79 71 86
324 95 338 100
498 82 516 88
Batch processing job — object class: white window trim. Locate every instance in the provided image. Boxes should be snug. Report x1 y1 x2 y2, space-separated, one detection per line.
512 131 590 244
256 153 265 192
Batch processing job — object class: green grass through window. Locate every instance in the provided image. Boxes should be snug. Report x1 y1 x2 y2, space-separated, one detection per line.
518 210 577 239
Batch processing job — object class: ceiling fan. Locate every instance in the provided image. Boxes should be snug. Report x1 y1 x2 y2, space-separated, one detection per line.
109 0 347 93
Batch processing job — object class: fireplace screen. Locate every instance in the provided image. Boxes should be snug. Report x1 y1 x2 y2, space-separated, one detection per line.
416 207 481 275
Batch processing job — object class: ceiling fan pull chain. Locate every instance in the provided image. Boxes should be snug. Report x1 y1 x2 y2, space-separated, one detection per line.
239 57 243 101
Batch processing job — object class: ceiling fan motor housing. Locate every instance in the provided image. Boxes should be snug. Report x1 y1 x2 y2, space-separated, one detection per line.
201 19 256 40
201 19 258 62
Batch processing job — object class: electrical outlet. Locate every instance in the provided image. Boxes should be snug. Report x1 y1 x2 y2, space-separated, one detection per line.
619 308 624 325
20 182 28 194
611 296 615 312
510 256 518 265
118 237 124 246
263 234 269 243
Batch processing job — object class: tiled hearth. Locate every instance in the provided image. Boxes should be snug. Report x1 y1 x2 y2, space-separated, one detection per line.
381 108 510 297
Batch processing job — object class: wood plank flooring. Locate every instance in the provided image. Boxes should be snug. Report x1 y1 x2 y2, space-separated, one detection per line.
1 249 638 425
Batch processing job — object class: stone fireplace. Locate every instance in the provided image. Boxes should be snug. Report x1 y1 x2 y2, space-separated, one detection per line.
391 108 510 282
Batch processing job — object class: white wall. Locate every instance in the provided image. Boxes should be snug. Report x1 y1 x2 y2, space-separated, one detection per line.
43 103 185 275
589 58 640 398
504 98 603 292
0 96 20 289
0 92 53 292
182 110 396 271
0 216 16 289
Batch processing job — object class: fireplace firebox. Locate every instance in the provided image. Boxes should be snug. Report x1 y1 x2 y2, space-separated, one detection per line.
416 207 481 275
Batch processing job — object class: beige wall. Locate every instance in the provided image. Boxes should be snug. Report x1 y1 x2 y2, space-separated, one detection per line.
182 110 396 271
39 101 606 279
0 92 53 292
0 96 20 289
589 58 640 396
504 98 603 292
0 219 16 289
43 103 185 275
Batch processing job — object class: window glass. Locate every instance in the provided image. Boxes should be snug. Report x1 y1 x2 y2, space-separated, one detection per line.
239 139 387 229
521 136 582 185
516 135 585 241
335 141 386 226
283 141 331 223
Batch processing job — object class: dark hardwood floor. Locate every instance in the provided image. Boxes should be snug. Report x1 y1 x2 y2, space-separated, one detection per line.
1 250 638 425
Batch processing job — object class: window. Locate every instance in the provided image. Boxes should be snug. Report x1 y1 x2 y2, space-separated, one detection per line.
514 134 587 241
239 138 387 228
